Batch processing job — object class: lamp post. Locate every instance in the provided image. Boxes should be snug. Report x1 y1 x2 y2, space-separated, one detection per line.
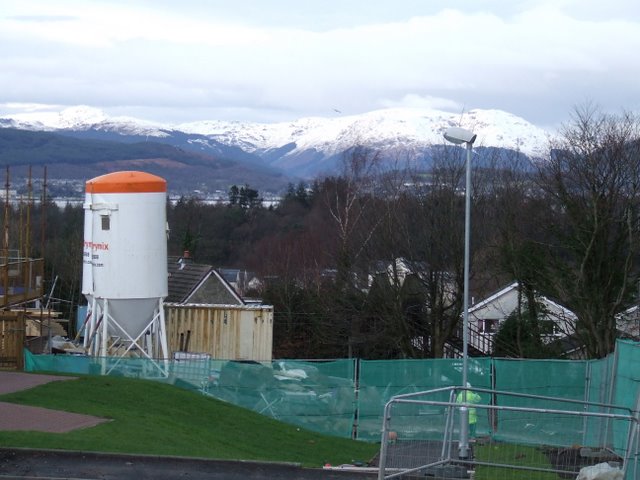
443 126 477 459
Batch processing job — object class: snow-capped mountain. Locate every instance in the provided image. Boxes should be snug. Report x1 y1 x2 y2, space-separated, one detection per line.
176 107 550 175
177 107 549 157
2 105 170 138
0 106 551 178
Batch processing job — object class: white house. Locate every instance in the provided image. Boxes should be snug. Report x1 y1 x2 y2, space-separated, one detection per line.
466 282 577 355
616 306 640 339
368 257 424 289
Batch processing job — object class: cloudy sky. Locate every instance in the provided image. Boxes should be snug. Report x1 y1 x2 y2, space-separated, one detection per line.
2 0 639 129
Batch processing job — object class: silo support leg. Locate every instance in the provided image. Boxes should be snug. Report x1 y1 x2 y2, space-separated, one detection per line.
158 300 169 370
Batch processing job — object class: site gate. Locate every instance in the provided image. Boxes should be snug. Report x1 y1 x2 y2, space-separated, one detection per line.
377 386 639 480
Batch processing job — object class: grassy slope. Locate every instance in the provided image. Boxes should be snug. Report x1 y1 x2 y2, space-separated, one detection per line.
0 375 377 467
475 444 561 480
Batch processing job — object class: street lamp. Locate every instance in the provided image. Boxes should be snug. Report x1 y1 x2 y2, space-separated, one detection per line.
443 126 477 459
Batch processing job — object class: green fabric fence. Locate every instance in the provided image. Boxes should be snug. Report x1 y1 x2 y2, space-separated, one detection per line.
24 350 357 439
23 339 640 449
491 358 588 447
611 340 640 457
356 357 493 441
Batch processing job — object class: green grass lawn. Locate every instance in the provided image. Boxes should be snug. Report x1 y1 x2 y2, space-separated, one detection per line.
474 443 562 480
0 374 378 467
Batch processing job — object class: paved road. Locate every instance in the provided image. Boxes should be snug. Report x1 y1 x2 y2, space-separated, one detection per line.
0 448 377 479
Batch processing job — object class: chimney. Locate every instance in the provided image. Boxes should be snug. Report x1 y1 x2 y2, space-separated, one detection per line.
178 250 191 270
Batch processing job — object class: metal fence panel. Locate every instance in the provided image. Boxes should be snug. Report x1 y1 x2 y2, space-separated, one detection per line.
377 387 639 480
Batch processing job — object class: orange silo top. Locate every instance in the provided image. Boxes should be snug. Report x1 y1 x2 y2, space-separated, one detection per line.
85 171 167 194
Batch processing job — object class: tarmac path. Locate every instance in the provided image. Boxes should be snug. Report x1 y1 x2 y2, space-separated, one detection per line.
0 372 108 433
0 372 75 396
0 448 376 479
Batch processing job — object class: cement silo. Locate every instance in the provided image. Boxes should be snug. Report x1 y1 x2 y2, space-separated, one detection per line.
82 171 169 366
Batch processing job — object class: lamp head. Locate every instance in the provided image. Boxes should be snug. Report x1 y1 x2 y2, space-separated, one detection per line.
443 127 477 145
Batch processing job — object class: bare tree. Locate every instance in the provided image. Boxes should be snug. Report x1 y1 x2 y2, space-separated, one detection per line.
321 146 382 285
480 149 555 357
358 166 424 358
365 145 480 358
406 145 497 358
536 105 640 358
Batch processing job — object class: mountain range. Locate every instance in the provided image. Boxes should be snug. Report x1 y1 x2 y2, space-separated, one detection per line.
0 106 552 193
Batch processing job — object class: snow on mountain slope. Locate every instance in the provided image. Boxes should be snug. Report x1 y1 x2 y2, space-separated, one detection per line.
2 106 170 138
1 105 551 176
177 107 551 160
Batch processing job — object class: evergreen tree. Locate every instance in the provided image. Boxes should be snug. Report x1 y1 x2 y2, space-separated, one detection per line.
493 297 561 358
228 185 239 205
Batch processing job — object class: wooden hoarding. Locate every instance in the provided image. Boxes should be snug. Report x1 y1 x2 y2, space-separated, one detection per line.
165 304 273 361
0 312 25 370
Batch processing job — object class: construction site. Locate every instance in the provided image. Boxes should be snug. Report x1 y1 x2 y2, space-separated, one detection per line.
1 170 638 479
0 166 55 371
0 170 274 372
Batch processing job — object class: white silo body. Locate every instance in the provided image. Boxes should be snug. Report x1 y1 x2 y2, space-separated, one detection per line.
82 171 169 366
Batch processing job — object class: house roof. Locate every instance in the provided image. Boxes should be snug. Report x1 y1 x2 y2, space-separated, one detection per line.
167 257 244 305
621 305 639 315
167 257 213 303
469 282 518 313
615 305 640 338
469 281 576 320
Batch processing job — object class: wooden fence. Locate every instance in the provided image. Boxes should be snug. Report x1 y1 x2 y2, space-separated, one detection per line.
0 312 25 370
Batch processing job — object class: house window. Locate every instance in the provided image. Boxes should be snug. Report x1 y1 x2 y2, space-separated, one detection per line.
101 215 110 231
478 318 499 333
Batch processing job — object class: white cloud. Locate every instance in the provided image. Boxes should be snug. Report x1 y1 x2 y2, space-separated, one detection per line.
2 1 271 48
379 95 463 112
1 0 639 125
0 102 63 113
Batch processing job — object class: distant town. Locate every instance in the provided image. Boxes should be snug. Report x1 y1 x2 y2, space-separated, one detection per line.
0 177 283 209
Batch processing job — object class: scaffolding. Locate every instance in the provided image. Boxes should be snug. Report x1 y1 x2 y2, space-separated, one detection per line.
0 166 46 309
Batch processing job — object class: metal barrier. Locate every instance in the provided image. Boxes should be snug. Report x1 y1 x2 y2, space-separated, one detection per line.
378 386 639 480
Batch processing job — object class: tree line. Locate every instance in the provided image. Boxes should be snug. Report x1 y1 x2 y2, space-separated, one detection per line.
9 105 640 360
